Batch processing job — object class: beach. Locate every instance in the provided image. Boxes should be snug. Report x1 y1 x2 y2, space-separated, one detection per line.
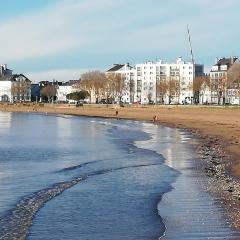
0 103 240 230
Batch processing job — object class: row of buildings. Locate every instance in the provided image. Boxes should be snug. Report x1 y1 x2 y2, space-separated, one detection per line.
0 56 239 105
105 57 240 105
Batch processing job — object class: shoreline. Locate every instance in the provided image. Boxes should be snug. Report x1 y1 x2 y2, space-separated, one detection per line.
0 103 240 229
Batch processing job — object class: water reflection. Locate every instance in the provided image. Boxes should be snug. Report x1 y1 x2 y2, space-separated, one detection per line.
0 112 12 133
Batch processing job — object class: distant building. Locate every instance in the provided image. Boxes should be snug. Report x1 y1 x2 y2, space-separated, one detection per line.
210 57 238 104
31 84 41 102
0 74 31 102
38 80 63 102
106 63 135 103
0 64 12 77
56 80 81 102
106 58 204 104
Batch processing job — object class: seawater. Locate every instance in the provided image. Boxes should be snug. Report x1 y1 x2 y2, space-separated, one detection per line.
0 112 239 240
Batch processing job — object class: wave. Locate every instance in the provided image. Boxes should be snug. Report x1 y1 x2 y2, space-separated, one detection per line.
58 159 104 172
0 163 162 240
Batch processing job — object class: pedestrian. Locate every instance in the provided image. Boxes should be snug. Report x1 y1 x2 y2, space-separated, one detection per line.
153 115 157 122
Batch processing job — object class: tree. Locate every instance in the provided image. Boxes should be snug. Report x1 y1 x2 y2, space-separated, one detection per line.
227 62 240 104
11 81 31 102
168 77 180 104
40 85 57 102
156 78 168 104
81 71 107 103
66 91 89 101
106 73 125 103
193 75 210 104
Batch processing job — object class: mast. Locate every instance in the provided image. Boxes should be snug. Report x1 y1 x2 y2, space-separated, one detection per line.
187 25 194 64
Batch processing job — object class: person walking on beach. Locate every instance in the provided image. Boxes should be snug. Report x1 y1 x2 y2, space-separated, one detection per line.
115 110 119 119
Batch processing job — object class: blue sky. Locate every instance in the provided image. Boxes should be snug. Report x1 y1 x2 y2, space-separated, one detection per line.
0 0 239 82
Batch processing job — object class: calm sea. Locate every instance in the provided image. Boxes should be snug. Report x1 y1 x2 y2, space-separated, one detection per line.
0 112 239 239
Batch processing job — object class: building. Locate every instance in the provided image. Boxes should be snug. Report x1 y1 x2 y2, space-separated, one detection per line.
210 57 238 104
136 57 204 104
106 57 204 104
38 80 63 102
106 63 135 103
0 64 12 77
56 80 81 102
0 74 31 102
31 84 41 102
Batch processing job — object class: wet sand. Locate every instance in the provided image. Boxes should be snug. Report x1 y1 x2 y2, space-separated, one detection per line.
1 103 240 228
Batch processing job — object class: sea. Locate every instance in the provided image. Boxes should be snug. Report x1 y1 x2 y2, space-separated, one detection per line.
0 111 239 239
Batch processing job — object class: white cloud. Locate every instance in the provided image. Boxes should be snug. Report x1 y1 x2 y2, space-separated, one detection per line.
0 0 118 62
0 0 239 76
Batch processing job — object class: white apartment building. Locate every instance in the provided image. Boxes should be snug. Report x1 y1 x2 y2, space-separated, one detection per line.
57 84 73 102
0 81 12 101
107 57 204 104
56 80 81 102
0 73 31 102
136 57 204 104
106 63 135 103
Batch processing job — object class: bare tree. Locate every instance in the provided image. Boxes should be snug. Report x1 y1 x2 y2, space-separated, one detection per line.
40 85 57 102
106 73 125 103
167 77 180 104
156 78 168 104
227 62 240 104
147 92 152 103
193 75 210 104
81 71 107 103
11 81 31 102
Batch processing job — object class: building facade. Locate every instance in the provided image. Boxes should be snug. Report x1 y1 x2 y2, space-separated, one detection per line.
106 57 204 104
106 63 135 103
0 74 31 102
0 64 12 77
56 80 81 102
210 57 239 104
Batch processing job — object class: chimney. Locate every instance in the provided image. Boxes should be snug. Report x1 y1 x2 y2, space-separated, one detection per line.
215 57 219 64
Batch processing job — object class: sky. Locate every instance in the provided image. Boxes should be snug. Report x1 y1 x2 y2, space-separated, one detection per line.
0 0 239 82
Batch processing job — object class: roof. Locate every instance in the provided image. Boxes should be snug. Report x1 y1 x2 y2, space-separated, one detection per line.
214 57 238 66
0 74 31 82
106 64 125 72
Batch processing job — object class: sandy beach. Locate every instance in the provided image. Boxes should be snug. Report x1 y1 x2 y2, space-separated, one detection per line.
1 103 240 228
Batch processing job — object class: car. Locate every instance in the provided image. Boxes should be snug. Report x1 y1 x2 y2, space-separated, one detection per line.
67 99 78 104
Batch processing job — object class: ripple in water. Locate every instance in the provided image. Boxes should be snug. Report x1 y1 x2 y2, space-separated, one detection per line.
0 163 163 240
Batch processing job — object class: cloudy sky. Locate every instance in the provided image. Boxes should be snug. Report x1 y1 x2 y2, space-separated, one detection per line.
0 0 239 82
